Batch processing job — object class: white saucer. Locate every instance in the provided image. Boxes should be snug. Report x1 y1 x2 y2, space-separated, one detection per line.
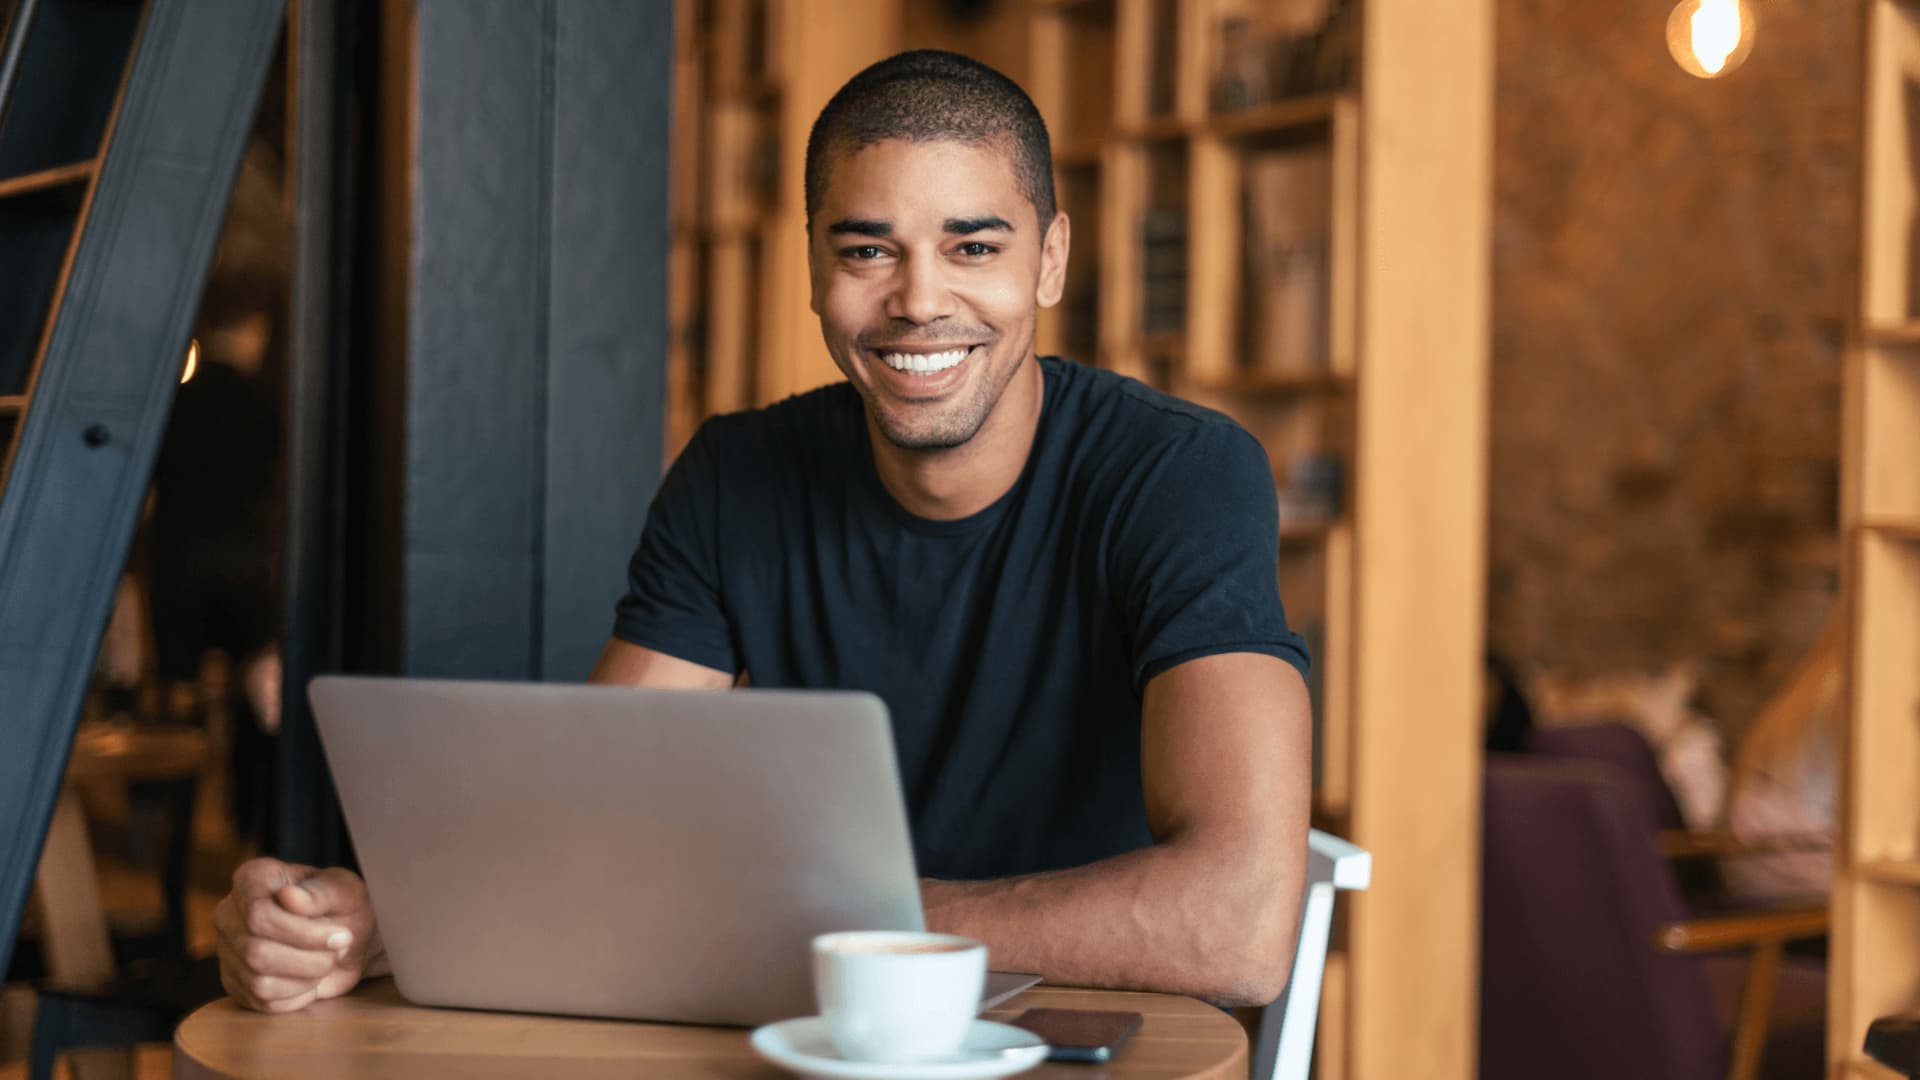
748 1017 1049 1080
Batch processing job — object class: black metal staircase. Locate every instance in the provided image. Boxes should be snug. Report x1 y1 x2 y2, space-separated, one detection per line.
0 0 286 977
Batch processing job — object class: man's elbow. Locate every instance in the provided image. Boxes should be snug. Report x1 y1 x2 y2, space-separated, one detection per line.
1202 927 1298 1008
1191 874 1304 1008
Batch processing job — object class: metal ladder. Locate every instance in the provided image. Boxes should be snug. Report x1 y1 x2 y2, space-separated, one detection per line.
0 0 286 978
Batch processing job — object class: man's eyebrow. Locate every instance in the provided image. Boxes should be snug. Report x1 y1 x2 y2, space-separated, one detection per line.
945 216 1014 235
826 218 891 238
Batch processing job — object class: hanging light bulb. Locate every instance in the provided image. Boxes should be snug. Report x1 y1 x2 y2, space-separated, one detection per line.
1667 0 1756 79
180 338 199 384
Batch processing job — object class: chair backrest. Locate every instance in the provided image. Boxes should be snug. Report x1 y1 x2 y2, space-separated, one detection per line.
1530 722 1728 901
1529 721 1689 832
1480 755 1723 1080
1249 829 1371 1080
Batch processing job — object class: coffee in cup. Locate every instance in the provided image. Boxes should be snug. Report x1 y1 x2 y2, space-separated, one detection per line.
811 930 987 1062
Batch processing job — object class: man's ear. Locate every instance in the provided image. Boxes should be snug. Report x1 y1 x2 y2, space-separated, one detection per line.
806 222 823 315
1035 210 1070 309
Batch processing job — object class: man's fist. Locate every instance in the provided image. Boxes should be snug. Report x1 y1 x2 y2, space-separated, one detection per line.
213 858 385 1013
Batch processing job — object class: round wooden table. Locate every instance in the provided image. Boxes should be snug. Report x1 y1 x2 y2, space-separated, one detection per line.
174 978 1247 1078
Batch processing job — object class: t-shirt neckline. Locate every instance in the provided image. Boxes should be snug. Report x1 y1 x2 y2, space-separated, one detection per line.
856 356 1063 537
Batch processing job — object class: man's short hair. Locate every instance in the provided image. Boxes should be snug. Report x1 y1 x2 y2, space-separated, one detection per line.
804 49 1057 231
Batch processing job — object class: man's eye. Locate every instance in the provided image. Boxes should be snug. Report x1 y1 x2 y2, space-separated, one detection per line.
957 242 997 258
843 245 887 260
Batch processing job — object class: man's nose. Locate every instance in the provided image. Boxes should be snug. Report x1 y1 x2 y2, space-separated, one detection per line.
884 251 958 325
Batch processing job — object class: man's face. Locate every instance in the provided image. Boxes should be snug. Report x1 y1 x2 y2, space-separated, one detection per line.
809 138 1068 451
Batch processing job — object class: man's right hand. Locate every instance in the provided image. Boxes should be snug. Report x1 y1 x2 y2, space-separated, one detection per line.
214 858 386 1013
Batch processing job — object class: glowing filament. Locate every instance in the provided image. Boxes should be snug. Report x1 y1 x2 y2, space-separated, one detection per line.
1690 0 1740 75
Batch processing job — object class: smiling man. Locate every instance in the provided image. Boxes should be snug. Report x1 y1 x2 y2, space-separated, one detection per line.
214 50 1312 1014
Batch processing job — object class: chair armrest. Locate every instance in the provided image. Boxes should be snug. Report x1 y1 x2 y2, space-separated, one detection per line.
1653 905 1828 954
1307 830 1371 891
1657 829 1830 860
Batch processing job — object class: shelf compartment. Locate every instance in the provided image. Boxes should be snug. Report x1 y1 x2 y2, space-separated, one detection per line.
1861 0 1920 325
1835 878 1920 1067
1846 531 1920 864
1279 519 1351 812
1029 0 1116 150
1049 163 1102 362
1858 339 1920 520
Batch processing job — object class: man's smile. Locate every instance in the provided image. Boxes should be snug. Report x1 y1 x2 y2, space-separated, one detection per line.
862 343 988 397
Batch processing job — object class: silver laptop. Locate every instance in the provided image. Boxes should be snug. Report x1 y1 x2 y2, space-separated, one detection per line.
308 675 1038 1026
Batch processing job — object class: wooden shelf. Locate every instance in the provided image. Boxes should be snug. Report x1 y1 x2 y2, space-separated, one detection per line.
1182 370 1352 398
1862 519 1920 543
1280 520 1337 547
1028 0 1116 17
1858 860 1920 887
1866 321 1920 346
1849 1057 1907 1080
1312 799 1351 830
1206 93 1347 141
1054 135 1104 168
689 212 781 240
0 160 94 201
1112 94 1348 144
1125 114 1188 143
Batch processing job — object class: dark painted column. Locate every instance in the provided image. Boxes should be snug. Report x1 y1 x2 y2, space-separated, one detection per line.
388 0 669 682
276 0 670 861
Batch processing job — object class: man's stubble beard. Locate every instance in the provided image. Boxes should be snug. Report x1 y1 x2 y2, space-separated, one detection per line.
871 348 1027 452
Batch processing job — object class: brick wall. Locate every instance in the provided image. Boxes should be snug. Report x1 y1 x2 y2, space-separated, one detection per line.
1489 0 1861 742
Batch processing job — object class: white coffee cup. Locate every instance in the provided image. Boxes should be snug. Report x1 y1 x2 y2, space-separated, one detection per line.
811 930 988 1063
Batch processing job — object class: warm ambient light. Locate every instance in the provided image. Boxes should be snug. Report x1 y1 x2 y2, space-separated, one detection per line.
1667 0 1756 79
180 338 199 384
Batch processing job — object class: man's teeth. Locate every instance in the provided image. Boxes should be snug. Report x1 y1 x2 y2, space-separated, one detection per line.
880 348 969 373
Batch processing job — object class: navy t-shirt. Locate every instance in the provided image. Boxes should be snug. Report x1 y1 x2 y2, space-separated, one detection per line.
613 356 1310 881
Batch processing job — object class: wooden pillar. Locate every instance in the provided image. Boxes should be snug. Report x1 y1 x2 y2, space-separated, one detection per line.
1345 1 1493 1078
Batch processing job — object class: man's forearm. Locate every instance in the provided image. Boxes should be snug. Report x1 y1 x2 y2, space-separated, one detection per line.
921 833 1303 1007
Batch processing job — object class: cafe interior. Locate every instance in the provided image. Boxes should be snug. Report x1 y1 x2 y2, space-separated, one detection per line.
2 0 1917 1077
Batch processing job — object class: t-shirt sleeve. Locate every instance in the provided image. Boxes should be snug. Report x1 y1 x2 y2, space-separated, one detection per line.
610 421 739 674
1110 422 1312 694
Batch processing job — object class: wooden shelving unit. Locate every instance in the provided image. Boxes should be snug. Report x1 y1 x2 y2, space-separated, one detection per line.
1833 1 1920 1073
1021 2 1490 1077
668 0 899 456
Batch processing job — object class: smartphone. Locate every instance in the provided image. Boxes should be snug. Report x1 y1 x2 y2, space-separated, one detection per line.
1009 1007 1144 1063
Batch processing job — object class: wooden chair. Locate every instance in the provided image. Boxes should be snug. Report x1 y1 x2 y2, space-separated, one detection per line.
1248 829 1372 1080
1481 756 1826 1080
